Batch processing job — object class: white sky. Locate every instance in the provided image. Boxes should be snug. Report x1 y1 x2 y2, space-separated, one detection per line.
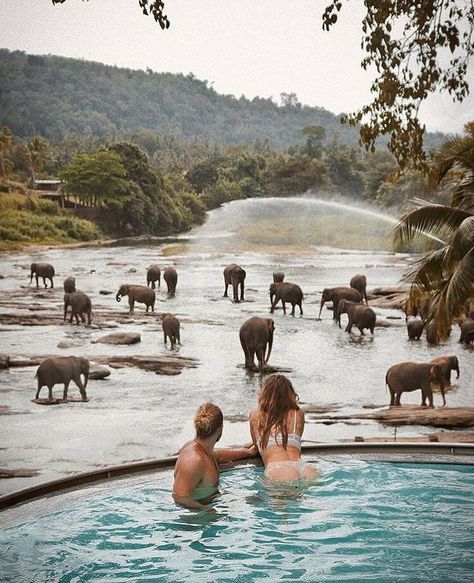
1 0 472 134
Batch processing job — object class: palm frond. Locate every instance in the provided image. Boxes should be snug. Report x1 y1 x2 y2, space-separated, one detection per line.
451 185 474 212
430 136 474 187
403 246 450 291
393 204 471 247
446 216 474 263
445 247 474 316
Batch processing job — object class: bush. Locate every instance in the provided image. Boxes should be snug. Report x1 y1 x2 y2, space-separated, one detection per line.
176 190 207 224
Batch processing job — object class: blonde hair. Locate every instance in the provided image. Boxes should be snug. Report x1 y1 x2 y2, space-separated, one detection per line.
194 403 223 438
257 374 299 450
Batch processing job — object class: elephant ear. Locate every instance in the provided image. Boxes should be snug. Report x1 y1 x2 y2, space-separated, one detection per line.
267 318 275 332
429 365 441 380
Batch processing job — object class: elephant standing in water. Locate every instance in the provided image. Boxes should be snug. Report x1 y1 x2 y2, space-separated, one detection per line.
350 274 368 304
163 267 178 295
162 313 180 346
460 318 474 344
273 271 285 283
336 299 376 335
223 264 246 303
64 291 92 325
30 263 55 288
63 276 76 293
406 316 424 340
35 356 89 402
430 355 460 385
385 361 446 407
239 316 274 371
147 265 161 289
318 287 362 320
269 282 303 316
116 284 156 313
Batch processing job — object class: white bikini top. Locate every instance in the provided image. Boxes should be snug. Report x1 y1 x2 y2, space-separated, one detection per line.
258 411 302 452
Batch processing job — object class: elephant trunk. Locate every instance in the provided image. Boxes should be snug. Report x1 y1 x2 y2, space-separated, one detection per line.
116 293 122 303
264 331 273 364
318 299 325 319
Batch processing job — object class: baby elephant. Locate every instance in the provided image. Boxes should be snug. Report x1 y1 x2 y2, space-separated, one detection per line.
147 265 161 289
162 313 180 346
269 282 303 316
430 355 460 385
385 361 446 408
64 291 92 325
406 315 424 340
35 356 89 402
337 299 376 335
116 284 156 314
163 267 178 295
239 316 275 370
30 262 55 288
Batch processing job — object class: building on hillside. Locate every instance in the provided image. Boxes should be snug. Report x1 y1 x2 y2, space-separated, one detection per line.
31 179 81 208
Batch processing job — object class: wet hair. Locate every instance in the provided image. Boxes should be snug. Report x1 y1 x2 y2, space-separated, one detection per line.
257 374 300 450
194 403 223 439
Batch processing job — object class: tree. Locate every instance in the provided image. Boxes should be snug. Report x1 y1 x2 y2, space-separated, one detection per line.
0 125 13 178
185 160 219 193
27 135 49 185
301 125 326 159
393 124 474 338
323 0 474 170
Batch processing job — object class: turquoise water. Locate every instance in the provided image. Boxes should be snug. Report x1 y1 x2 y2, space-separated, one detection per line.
0 461 473 582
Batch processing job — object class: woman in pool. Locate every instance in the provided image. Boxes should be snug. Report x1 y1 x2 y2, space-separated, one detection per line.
173 402 257 510
249 374 318 483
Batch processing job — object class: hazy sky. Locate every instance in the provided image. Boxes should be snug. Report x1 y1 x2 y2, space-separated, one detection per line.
1 0 472 134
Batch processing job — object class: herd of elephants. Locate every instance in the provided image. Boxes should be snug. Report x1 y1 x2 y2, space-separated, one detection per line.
29 260 474 409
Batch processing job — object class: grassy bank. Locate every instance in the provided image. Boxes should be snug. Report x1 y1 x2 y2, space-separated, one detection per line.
0 190 102 252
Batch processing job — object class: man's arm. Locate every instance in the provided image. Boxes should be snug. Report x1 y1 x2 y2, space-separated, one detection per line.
173 456 209 510
214 443 258 464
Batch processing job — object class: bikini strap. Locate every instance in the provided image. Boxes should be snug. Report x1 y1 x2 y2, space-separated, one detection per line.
293 410 297 433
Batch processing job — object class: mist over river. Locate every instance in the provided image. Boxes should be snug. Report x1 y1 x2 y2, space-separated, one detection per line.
0 197 472 494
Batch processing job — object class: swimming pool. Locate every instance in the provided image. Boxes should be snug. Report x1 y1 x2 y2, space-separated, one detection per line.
1 459 473 582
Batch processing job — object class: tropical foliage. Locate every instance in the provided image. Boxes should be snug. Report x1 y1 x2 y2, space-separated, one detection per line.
394 124 474 337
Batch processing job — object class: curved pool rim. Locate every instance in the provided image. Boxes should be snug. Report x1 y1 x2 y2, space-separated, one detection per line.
1 442 473 511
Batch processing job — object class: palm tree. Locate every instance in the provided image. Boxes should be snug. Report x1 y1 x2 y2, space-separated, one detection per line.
393 125 474 340
27 135 49 187
0 125 13 178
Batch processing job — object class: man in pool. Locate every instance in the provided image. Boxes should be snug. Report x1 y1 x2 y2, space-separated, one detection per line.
173 402 257 510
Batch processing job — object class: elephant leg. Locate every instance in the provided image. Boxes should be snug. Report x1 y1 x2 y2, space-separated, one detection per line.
151 281 156 290
270 298 277 314
389 391 395 406
299 303 303 316
50 278 54 289
358 327 365 335
75 376 87 400
43 276 47 288
291 303 295 317
87 311 91 325
75 312 80 325
63 381 70 401
333 300 338 319
282 301 286 314
146 304 149 313
151 301 155 313
35 382 42 400
48 385 54 402
240 282 244 301
35 274 39 288
80 313 86 324
164 331 168 343
395 392 401 406
233 284 239 303
345 320 352 333
256 348 265 369
223 283 228 297
69 312 74 324
129 299 134 314
423 385 434 407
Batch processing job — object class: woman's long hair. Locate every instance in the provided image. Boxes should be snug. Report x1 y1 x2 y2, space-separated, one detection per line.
257 374 300 450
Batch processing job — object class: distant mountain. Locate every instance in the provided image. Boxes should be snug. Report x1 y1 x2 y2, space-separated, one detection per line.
0 49 446 150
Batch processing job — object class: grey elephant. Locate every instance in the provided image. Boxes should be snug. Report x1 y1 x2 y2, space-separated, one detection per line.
406 315 424 340
64 291 92 325
273 271 285 283
63 276 76 294
350 274 368 304
336 299 376 335
163 267 178 295
269 282 303 316
147 265 161 289
460 318 474 344
239 316 274 370
223 263 246 302
162 313 180 346
385 361 446 407
318 287 362 319
116 284 156 313
30 262 55 288
35 356 89 402
430 355 460 385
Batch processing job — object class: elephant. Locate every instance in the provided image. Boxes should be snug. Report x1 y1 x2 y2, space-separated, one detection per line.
273 271 285 283
64 291 92 325
162 313 180 346
163 267 178 295
269 282 303 316
147 265 161 289
30 262 55 288
239 316 274 371
63 276 76 294
318 287 362 320
223 263 246 303
336 299 376 334
385 361 446 407
116 284 156 314
35 356 89 402
430 355 460 385
406 315 424 340
460 318 474 344
350 274 368 304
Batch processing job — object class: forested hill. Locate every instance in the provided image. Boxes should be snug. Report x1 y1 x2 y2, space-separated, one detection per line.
0 49 365 147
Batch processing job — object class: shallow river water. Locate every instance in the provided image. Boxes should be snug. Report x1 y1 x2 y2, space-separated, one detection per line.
0 197 473 494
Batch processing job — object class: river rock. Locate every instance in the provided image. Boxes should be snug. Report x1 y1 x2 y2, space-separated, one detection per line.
92 332 141 345
89 365 111 380
0 468 40 478
100 290 113 295
0 275 5 279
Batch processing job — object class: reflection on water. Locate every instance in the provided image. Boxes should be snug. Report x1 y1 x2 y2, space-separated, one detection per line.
0 196 472 494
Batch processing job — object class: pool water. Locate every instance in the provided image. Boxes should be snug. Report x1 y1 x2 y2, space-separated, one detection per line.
0 460 473 582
